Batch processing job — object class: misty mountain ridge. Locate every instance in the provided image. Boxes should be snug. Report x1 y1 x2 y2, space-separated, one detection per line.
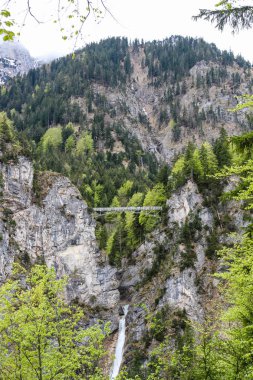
0 40 38 84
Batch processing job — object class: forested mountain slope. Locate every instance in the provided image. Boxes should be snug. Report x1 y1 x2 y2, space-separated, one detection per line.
0 36 253 379
0 36 251 162
1 36 250 264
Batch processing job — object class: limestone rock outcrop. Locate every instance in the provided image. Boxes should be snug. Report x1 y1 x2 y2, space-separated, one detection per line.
0 156 119 309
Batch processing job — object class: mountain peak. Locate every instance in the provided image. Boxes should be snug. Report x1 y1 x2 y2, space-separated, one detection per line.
0 40 36 84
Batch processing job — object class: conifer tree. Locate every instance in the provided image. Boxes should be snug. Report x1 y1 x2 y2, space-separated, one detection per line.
0 111 21 158
200 142 218 178
194 1 253 33
125 192 145 249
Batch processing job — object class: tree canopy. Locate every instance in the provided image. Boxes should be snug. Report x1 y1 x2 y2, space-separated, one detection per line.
0 265 109 379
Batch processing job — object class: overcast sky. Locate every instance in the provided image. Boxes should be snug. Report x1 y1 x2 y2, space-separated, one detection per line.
4 0 253 62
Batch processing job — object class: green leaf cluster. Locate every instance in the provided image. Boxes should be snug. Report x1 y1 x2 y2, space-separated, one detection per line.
0 265 108 379
0 9 15 41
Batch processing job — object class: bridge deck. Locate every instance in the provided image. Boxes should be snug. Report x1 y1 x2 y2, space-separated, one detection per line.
93 206 162 213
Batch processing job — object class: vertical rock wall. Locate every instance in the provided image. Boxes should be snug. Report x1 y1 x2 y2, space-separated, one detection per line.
0 157 119 309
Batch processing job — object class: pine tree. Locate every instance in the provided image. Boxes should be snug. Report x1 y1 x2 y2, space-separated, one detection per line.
125 192 145 249
200 142 218 178
192 148 204 181
213 128 232 168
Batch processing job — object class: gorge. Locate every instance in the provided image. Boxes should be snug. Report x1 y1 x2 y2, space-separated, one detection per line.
0 35 252 378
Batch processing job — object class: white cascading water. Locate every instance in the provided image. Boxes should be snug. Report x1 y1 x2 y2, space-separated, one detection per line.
110 304 129 380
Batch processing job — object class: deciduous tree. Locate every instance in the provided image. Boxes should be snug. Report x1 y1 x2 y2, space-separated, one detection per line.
0 265 108 380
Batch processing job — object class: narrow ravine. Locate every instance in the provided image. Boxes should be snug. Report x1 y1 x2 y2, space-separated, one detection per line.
110 305 129 380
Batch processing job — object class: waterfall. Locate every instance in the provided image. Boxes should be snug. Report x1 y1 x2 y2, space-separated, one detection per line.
110 304 129 380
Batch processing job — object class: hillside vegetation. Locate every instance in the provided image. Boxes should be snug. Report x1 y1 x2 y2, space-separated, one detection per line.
1 36 253 379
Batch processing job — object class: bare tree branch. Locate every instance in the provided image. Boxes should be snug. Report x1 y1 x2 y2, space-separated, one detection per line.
26 0 42 24
100 0 118 22
0 0 117 44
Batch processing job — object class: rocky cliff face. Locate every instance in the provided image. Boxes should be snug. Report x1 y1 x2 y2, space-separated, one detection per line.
0 156 119 310
118 179 248 371
0 155 248 374
0 41 36 84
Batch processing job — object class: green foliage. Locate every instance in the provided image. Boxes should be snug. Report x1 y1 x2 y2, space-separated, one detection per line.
141 243 169 285
177 236 253 380
76 132 93 156
95 223 108 250
65 134 76 153
231 129 253 155
106 230 117 256
156 165 170 187
33 117 157 212
213 128 232 168
0 264 108 379
170 132 231 191
139 184 166 232
143 35 249 85
216 130 253 209
178 216 201 270
0 38 132 143
0 37 248 146
106 217 128 266
99 181 165 267
194 2 253 33
0 9 15 41
213 236 253 378
125 192 145 249
172 156 185 175
200 142 219 177
205 229 221 259
129 308 195 380
62 122 75 145
38 127 63 153
147 306 169 342
117 180 134 206
0 111 21 159
231 94 253 112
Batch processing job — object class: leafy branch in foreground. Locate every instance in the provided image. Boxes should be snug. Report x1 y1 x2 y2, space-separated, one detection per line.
0 9 15 41
0 0 114 44
229 94 253 112
218 160 253 208
193 0 253 32
0 264 109 379
214 131 253 209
